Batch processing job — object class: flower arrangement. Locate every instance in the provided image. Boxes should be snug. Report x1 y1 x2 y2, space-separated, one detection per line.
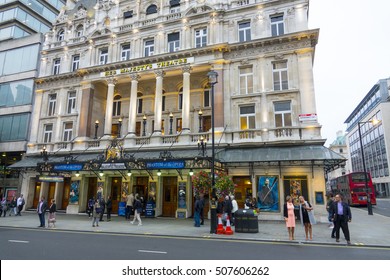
191 170 212 197
214 171 236 198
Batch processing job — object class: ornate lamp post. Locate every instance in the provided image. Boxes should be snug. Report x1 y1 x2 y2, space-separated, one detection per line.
142 115 147 136
198 109 203 133
118 117 123 138
357 119 380 215
198 135 207 157
207 69 218 234
169 112 173 135
94 120 99 139
41 146 48 162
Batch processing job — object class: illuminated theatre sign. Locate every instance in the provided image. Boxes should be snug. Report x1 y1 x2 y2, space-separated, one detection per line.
101 57 194 77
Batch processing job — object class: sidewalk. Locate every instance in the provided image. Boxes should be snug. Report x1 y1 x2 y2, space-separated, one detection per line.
1 207 389 247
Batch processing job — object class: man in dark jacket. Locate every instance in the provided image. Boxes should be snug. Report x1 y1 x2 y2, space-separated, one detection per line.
99 197 106 221
37 196 48 227
330 193 352 245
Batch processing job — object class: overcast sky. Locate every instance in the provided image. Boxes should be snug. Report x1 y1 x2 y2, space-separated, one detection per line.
308 0 390 146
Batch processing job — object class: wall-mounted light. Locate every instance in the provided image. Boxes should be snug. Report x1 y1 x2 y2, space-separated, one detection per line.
99 171 104 177
75 171 80 177
127 170 132 177
157 169 162 176
189 169 194 176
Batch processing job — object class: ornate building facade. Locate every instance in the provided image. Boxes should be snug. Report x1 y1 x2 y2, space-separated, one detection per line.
12 0 344 220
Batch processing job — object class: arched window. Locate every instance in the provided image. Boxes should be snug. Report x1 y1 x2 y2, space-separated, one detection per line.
57 29 65 41
137 92 143 114
178 87 183 110
113 95 121 116
75 25 83 37
146 4 157 15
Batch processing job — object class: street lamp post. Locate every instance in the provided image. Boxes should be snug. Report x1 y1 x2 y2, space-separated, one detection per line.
41 146 48 162
142 115 147 136
198 109 203 133
118 117 123 138
357 120 378 215
207 69 218 234
169 112 173 135
94 120 99 139
198 135 207 157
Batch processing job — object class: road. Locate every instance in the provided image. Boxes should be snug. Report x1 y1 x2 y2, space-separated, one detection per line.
0 227 389 260
372 198 390 217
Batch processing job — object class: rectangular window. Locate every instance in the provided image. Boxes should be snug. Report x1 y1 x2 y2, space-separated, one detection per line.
176 118 182 133
178 92 183 110
123 10 133 18
0 79 33 107
99 48 108 65
274 101 292 127
67 92 76 114
273 61 288 91
0 113 29 141
239 67 253 95
71 55 80 71
137 98 143 114
121 44 131 61
44 124 53 143
195 28 207 48
271 15 284 36
239 105 255 130
63 122 73 142
161 119 165 136
53 58 60 75
238 22 251 42
144 39 154 57
162 95 166 112
168 32 180 52
48 94 56 116
204 89 210 107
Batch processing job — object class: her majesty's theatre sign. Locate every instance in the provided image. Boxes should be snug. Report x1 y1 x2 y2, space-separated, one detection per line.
100 57 194 77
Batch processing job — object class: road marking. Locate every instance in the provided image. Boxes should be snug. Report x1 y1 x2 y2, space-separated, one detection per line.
138 249 167 254
8 240 29 243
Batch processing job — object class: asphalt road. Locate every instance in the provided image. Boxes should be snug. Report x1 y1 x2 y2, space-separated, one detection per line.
370 198 390 217
1 227 389 260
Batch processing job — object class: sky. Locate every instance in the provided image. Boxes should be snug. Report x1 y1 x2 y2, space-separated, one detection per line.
308 0 390 146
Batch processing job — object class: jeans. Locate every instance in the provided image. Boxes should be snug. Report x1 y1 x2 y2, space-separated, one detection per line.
38 212 45 227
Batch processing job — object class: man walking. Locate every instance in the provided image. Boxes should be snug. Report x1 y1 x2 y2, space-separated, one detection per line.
37 196 47 227
331 194 352 245
16 194 25 216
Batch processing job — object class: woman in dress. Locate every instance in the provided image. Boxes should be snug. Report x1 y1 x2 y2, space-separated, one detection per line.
299 196 316 241
48 199 57 228
283 195 296 240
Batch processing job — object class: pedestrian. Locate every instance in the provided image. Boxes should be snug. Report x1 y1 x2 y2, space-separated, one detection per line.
230 195 238 226
9 196 17 216
244 197 251 209
48 199 57 228
223 195 233 224
194 196 201 227
283 195 296 241
37 196 47 227
298 196 316 241
199 193 205 225
99 197 105 221
92 199 100 227
16 194 25 216
106 195 112 221
330 193 352 245
130 194 142 226
250 197 258 209
126 192 134 220
87 197 94 218
1 196 7 217
326 193 334 228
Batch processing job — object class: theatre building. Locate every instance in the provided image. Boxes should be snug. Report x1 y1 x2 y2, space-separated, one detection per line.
11 0 344 220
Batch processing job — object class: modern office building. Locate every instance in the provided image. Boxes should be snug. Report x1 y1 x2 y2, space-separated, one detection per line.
0 0 65 199
11 0 344 220
345 78 390 197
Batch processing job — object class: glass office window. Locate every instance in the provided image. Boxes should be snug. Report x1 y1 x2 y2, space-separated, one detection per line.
0 79 33 107
0 44 39 76
0 113 29 141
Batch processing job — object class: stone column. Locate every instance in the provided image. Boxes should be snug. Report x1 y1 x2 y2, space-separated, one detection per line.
127 74 140 136
153 70 164 135
29 89 43 143
78 83 94 139
104 77 117 136
181 66 191 132
213 66 224 130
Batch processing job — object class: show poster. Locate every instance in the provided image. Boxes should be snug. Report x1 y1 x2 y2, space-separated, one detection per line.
69 181 80 204
257 176 279 212
178 182 186 209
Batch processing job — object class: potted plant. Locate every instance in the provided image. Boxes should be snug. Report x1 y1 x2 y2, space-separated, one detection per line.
214 171 236 199
191 170 212 197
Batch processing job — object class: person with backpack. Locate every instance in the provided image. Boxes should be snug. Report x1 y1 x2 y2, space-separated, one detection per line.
87 197 94 218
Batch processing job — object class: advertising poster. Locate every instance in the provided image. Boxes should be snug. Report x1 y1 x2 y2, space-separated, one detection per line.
257 176 279 211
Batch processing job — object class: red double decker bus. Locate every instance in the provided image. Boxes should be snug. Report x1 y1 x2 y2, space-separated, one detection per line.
330 172 376 206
